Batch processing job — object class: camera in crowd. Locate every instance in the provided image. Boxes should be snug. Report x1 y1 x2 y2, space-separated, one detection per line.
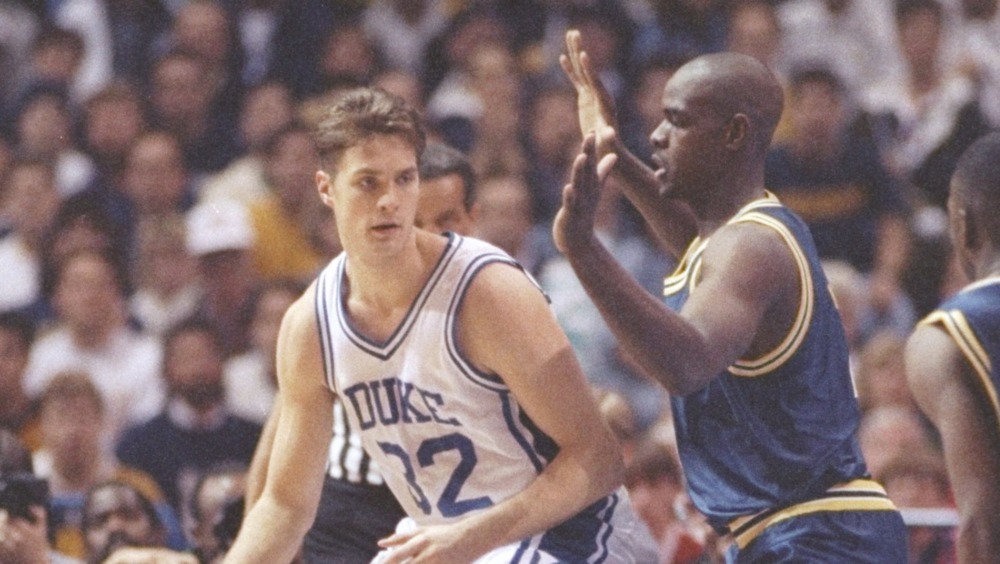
0 473 50 523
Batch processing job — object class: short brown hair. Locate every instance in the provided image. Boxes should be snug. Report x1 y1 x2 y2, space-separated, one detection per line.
313 87 425 173
41 371 104 415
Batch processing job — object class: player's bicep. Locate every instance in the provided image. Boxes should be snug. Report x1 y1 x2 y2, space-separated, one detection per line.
905 326 1000 524
265 288 334 509
680 225 797 373
459 264 610 450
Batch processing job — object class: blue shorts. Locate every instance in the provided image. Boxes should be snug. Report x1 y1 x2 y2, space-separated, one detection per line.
728 510 908 563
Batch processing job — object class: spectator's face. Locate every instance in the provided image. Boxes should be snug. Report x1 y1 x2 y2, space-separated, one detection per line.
54 254 123 332
727 4 780 65
239 84 293 151
124 135 187 214
320 25 377 83
416 173 477 236
174 2 230 67
84 486 160 562
789 81 844 158
474 177 532 256
153 57 212 125
266 131 319 211
17 95 71 155
86 97 145 164
1 164 59 240
42 395 103 471
530 90 578 163
165 330 225 412
191 471 245 561
0 329 29 397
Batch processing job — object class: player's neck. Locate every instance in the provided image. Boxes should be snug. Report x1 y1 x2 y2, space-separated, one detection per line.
345 231 443 310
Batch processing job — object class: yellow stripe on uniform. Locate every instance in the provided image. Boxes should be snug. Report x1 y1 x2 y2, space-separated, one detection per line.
921 309 1000 428
727 212 814 377
663 238 705 296
728 479 897 550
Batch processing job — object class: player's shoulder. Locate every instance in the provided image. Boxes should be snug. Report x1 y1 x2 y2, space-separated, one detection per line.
279 283 320 341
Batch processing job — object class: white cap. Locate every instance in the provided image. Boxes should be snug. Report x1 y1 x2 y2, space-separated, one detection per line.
185 200 255 256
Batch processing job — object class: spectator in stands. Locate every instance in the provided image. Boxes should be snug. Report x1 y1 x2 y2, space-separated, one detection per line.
626 437 708 564
223 281 301 425
81 81 147 199
523 83 580 223
858 404 937 480
149 50 240 177
862 0 989 207
474 171 554 276
200 81 295 206
33 372 185 558
13 82 95 198
855 330 918 414
81 481 195 564
23 249 164 442
0 312 41 451
766 66 913 327
188 463 246 564
0 429 77 564
115 318 261 512
248 123 330 283
0 158 61 313
185 200 259 356
777 0 900 98
129 215 201 337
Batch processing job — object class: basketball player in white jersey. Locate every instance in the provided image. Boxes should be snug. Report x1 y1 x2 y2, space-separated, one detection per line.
225 88 648 563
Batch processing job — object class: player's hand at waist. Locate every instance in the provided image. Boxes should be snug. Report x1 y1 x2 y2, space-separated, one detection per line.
374 518 487 564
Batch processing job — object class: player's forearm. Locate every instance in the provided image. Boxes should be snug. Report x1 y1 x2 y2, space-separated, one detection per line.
244 404 280 515
457 438 624 554
612 147 696 258
564 235 716 396
224 495 313 563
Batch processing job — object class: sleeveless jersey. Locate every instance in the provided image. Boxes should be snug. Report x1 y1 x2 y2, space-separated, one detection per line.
662 193 872 530
314 234 632 561
920 276 1000 431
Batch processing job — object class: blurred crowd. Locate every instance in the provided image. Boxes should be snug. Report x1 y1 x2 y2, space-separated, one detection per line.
0 0 997 562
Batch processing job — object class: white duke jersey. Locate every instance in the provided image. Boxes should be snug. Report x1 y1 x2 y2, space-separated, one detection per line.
315 234 649 562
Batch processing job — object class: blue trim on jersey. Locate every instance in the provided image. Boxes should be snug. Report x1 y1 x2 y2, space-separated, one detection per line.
501 393 546 473
445 254 521 392
511 539 530 563
315 268 337 392
535 492 619 563
336 234 460 360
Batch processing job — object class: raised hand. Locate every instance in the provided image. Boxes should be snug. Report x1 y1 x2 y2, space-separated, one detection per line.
559 29 619 154
553 133 618 255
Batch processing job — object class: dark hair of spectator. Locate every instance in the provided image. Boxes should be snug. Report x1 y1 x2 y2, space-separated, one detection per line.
0 429 34 476
40 371 105 416
896 0 944 22
31 24 85 56
0 311 36 348
163 317 224 358
789 65 846 97
82 480 163 532
419 141 477 211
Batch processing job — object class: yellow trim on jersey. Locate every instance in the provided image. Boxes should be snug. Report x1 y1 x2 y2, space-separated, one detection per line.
663 237 705 296
728 479 897 550
727 211 814 377
921 309 1000 427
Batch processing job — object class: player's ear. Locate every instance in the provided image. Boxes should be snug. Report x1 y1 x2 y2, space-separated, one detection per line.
317 170 333 208
724 114 749 150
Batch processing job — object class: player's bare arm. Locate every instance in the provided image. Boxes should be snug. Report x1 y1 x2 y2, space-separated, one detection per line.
560 29 696 257
243 398 280 515
224 286 335 563
377 261 623 563
905 326 1000 562
558 138 797 395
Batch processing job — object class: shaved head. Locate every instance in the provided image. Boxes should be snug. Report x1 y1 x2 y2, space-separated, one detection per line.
671 53 784 154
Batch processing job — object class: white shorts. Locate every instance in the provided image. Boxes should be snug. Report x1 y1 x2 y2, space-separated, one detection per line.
371 487 658 563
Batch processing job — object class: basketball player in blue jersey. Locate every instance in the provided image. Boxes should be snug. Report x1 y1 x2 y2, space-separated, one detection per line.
905 132 1000 562
554 30 908 562
242 142 479 563
226 88 651 563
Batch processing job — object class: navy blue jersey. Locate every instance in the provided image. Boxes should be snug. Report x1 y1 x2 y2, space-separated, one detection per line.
662 193 874 531
921 276 1000 430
